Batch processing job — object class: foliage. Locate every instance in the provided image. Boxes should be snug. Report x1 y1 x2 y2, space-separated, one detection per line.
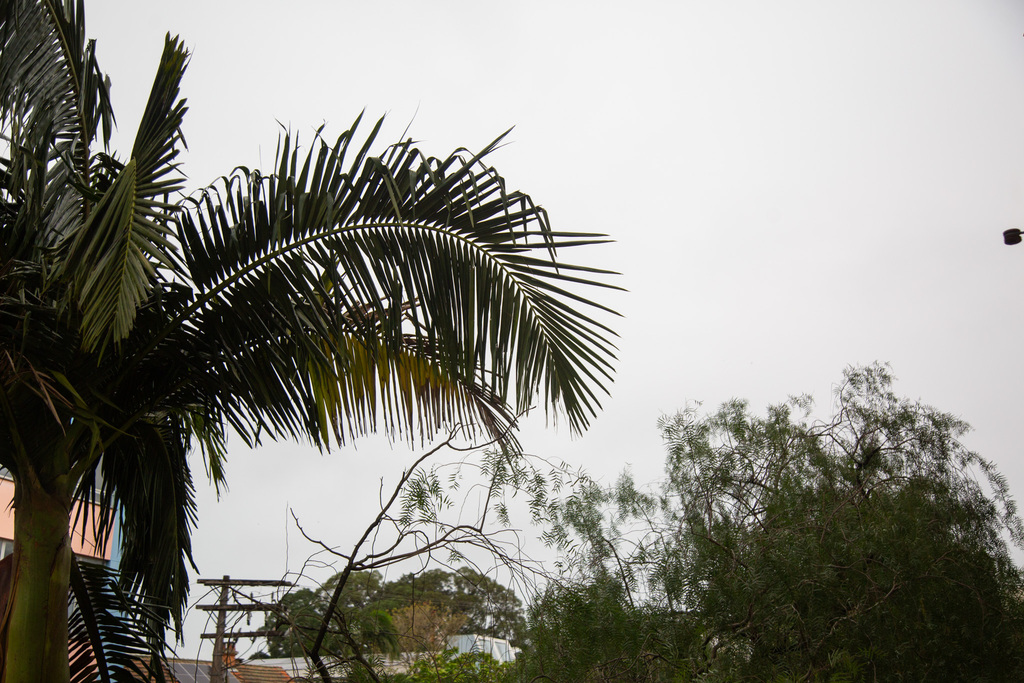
518 573 696 682
397 650 513 683
380 569 526 645
527 365 1024 681
276 438 574 682
266 568 525 659
67 559 168 683
267 572 399 660
390 602 466 656
0 1 618 680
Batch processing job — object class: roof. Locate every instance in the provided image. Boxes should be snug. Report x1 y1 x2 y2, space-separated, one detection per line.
231 664 292 683
241 658 311 679
128 659 293 683
124 658 177 682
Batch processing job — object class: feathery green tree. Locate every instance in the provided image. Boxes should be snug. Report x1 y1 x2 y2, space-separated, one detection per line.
527 365 1024 681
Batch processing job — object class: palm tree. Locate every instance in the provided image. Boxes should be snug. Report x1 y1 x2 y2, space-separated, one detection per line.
0 2 618 681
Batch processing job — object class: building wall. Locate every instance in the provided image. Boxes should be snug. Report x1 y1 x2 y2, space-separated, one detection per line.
447 634 520 662
0 477 114 562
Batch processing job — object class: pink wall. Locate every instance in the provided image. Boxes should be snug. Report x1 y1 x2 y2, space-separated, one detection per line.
0 478 113 561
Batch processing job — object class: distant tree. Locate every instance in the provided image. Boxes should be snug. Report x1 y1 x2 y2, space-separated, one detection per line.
383 569 526 644
266 571 397 659
390 602 466 656
527 365 1024 681
266 567 527 659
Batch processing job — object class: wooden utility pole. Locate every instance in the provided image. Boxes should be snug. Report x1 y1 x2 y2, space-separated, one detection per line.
197 576 292 683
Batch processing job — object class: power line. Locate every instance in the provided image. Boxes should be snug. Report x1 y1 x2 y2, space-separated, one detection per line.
197 575 291 683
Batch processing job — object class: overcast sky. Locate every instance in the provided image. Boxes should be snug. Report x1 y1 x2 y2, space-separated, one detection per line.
88 0 1024 658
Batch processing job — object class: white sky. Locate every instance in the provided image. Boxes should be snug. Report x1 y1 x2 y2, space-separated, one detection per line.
88 0 1024 658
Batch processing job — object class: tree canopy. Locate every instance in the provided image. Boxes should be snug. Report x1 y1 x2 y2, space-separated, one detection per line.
380 569 526 645
265 568 525 661
523 365 1024 681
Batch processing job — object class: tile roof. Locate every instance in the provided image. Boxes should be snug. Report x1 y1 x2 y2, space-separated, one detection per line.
232 663 293 683
128 658 293 683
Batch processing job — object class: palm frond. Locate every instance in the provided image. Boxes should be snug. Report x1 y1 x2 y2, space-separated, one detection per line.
174 120 620 444
308 332 519 447
0 0 113 258
56 33 187 353
68 559 167 683
73 409 198 642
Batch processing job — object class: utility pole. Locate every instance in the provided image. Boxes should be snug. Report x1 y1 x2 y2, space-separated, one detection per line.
198 576 292 683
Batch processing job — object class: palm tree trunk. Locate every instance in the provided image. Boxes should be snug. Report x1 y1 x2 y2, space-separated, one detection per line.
1 477 72 683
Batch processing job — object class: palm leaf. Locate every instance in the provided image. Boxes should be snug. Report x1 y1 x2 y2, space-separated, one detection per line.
173 120 620 446
306 333 520 446
56 33 186 353
68 558 167 683
0 0 113 259
83 414 198 641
